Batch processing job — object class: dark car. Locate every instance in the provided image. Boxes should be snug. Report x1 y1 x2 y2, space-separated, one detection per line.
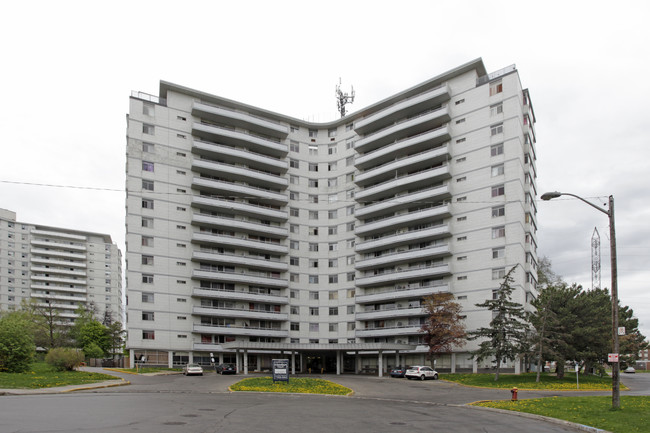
216 363 237 375
390 366 407 378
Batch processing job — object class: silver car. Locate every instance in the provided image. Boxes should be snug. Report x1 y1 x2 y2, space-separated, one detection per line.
182 363 204 376
405 365 438 380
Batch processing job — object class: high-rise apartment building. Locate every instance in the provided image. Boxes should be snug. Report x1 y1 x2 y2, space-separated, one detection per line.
125 59 538 374
0 208 123 323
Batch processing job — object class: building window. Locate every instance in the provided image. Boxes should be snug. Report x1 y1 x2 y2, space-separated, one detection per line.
329 307 339 316
328 210 338 220
290 224 298 234
309 243 319 252
309 194 319 204
456 138 466 143
328 243 338 252
142 142 154 153
328 161 337 171
290 256 299 266
329 290 338 300
457 256 467 261
457 176 466 183
291 125 300 133
142 330 155 340
490 103 503 116
328 225 338 235
347 272 355 282
347 305 355 314
491 143 504 156
346 256 355 265
491 164 504 177
309 275 319 284
328 193 338 203
309 308 319 317
309 226 319 236
456 157 466 163
457 196 467 202
142 274 154 284
290 140 299 152
346 156 354 166
309 210 319 220
491 185 505 197
328 128 337 138
290 290 299 299
457 236 467 241
141 236 153 247
308 179 319 188
492 226 506 239
492 206 505 218
290 207 299 217
457 276 467 281
142 179 154 191
142 311 154 321
290 175 299 185
309 163 318 172
142 292 154 303
142 161 154 172
290 240 299 250
290 273 299 283
347 322 356 331
291 322 300 331
141 199 154 209
490 123 504 136
492 247 505 259
455 98 465 105
346 239 355 249
142 124 155 135
328 177 338 187
290 159 299 169
141 255 154 265
328 275 338 284
309 323 319 332
489 80 503 96
456 118 466 124
142 217 153 228
308 129 318 138
492 268 506 280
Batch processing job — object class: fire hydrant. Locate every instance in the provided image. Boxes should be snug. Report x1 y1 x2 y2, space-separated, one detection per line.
510 387 519 401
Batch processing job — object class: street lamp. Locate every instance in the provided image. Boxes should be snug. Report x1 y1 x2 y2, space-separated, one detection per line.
541 191 620 409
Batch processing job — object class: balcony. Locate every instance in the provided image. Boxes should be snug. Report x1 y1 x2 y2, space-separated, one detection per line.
30 248 86 260
355 126 451 170
193 324 288 338
192 101 289 139
192 140 288 173
356 224 450 253
30 275 87 285
192 213 288 238
355 108 450 154
30 229 87 241
355 185 451 220
192 269 287 288
30 257 86 268
355 165 450 203
29 266 87 277
355 244 451 270
355 263 450 288
355 85 450 135
192 122 288 158
355 205 451 237
192 287 289 304
355 145 450 187
192 160 288 190
356 306 426 321
192 175 287 205
192 250 288 273
30 240 87 252
30 284 87 294
192 195 287 222
355 325 422 338
193 306 287 321
356 283 450 304
192 232 288 255
31 293 87 303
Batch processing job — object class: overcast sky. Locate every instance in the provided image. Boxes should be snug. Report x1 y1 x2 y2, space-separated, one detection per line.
2 1 649 338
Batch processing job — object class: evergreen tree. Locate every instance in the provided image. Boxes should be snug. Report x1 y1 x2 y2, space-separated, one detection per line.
469 266 530 380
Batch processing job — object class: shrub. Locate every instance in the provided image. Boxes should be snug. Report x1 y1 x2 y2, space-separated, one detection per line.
45 347 85 371
83 342 105 360
0 312 35 373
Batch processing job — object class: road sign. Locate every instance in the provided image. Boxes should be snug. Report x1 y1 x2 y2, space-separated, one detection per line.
608 353 619 363
618 327 626 336
272 359 289 384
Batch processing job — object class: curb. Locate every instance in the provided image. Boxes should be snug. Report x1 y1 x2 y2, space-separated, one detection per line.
0 379 130 396
62 380 131 393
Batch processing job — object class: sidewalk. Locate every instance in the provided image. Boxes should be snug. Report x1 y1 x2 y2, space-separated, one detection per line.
0 378 130 396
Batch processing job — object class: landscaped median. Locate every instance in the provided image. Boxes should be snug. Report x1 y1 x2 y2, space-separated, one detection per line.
0 362 117 389
441 372 625 391
229 377 352 396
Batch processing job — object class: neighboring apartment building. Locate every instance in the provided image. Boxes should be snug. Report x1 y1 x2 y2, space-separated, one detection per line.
0 208 123 323
125 58 538 374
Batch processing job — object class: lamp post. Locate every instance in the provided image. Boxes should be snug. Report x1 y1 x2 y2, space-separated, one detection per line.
540 191 619 409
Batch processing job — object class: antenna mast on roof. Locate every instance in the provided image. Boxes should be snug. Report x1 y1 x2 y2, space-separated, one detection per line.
591 227 601 290
335 78 355 118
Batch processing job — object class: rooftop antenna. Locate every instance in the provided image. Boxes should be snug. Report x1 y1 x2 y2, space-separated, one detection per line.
591 227 601 290
335 78 355 118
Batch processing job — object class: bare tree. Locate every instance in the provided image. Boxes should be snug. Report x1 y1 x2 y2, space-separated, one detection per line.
420 292 467 368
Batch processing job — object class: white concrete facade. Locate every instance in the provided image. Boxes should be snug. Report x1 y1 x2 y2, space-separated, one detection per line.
125 59 538 372
0 208 123 323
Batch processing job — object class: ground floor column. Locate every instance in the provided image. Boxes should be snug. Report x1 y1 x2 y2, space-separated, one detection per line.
189 352 194 364
336 350 341 375
243 350 249 375
356 352 361 374
395 351 400 368
218 353 224 365
129 349 135 368
291 352 296 375
472 358 478 374
168 351 174 368
378 351 383 377
451 353 456 373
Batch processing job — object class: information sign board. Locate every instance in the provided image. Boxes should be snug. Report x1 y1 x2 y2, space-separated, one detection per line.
272 359 289 384
608 353 619 363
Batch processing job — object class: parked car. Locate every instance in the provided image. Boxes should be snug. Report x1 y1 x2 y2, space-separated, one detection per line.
216 363 237 375
405 365 438 380
390 366 407 378
624 366 636 374
182 363 203 376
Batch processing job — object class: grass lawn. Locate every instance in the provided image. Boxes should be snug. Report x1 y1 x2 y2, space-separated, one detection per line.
442 372 623 391
230 377 352 395
472 396 650 433
0 362 117 389
108 367 181 374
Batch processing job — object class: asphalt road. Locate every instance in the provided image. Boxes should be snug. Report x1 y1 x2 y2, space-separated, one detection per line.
1 369 646 433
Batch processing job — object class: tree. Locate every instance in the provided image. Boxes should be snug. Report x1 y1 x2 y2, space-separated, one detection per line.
77 320 110 355
469 266 530 380
45 347 85 371
537 256 563 288
22 298 71 349
420 292 466 366
83 342 105 360
106 322 126 360
0 311 36 373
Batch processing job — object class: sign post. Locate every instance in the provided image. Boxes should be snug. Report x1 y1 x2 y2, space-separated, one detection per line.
575 364 579 389
272 359 289 384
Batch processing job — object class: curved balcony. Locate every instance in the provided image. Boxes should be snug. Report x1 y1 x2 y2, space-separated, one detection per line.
192 101 289 139
356 224 450 254
30 249 86 260
192 232 287 255
30 257 86 268
192 195 287 222
30 240 87 251
355 205 451 237
29 266 86 277
356 306 426 321
355 244 451 271
31 229 87 241
193 306 287 322
355 126 451 170
31 293 87 303
356 283 450 304
192 213 288 238
355 264 450 288
192 140 288 173
192 176 287 206
193 324 288 338
355 85 450 135
355 108 450 154
192 160 288 190
30 275 87 285
355 165 451 203
34 302 79 312
192 287 289 304
30 284 87 294
192 269 287 288
355 325 422 338
355 145 450 187
355 185 451 219
192 122 287 158
192 251 288 273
